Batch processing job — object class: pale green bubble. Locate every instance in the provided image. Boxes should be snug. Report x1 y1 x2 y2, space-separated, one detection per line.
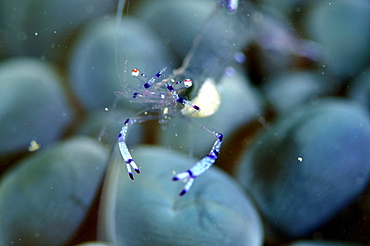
0 137 109 246
0 58 74 158
236 99 370 237
99 145 263 246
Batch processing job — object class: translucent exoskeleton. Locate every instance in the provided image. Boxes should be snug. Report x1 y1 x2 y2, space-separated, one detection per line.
116 67 223 196
113 0 242 196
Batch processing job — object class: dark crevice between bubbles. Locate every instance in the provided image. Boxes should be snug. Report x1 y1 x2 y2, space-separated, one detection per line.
65 177 106 246
216 105 275 176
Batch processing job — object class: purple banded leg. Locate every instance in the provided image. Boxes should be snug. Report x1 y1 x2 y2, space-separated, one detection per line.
117 118 140 180
179 97 201 115
165 83 201 115
173 127 223 196
134 67 166 89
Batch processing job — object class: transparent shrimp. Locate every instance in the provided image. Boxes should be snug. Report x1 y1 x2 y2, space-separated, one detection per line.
110 0 257 197
104 0 248 198
116 67 223 196
110 0 320 197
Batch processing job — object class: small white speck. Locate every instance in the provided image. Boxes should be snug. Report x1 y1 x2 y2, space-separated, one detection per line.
297 156 303 162
34 32 38 36
163 107 169 115
28 140 41 152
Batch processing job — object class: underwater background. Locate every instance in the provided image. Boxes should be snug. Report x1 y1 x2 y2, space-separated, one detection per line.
0 0 370 245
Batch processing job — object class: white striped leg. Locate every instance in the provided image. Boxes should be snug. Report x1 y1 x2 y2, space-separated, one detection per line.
172 126 223 196
117 118 141 180
165 82 201 114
